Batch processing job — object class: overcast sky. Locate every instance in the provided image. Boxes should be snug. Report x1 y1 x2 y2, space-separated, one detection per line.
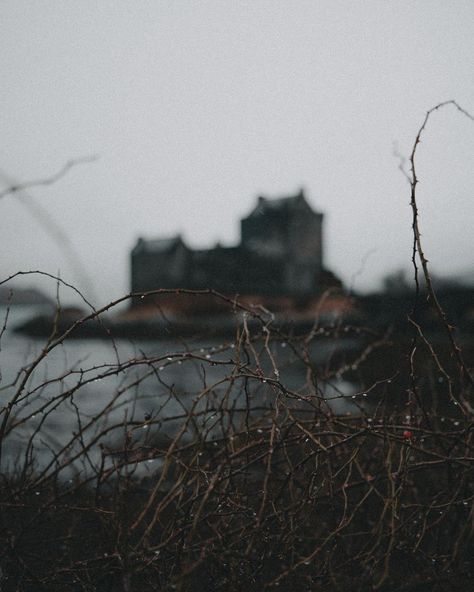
1 1 473 306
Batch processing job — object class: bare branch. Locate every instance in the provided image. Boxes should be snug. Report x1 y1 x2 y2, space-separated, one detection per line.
0 155 99 200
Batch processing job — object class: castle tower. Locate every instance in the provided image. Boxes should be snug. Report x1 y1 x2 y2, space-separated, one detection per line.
240 189 323 294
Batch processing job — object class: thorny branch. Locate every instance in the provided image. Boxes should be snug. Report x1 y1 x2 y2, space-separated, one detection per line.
408 100 474 396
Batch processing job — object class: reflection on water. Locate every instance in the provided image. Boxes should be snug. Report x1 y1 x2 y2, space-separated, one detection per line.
0 306 359 478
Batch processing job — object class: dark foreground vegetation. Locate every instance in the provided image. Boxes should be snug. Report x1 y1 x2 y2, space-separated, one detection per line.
1 282 473 592
1 101 473 590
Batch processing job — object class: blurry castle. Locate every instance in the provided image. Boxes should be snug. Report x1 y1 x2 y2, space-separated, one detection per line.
131 189 341 306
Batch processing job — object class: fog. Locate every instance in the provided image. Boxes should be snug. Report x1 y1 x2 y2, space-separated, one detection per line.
1 1 473 306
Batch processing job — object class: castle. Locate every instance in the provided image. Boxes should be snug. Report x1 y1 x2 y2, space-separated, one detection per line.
131 189 340 305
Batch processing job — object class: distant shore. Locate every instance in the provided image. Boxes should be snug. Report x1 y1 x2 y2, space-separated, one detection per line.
10 283 474 340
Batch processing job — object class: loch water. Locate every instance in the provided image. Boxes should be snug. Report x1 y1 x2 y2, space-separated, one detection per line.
0 305 359 478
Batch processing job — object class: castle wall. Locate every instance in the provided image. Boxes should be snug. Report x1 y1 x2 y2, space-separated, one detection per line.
190 247 285 295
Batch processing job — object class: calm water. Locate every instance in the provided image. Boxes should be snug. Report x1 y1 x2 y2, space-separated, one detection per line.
0 306 358 478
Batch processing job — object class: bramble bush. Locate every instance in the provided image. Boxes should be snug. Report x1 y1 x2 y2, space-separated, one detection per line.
0 102 473 591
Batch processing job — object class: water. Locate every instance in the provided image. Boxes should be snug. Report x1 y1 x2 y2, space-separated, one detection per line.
0 305 358 479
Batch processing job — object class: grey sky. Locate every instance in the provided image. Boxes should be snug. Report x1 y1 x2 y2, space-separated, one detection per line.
1 1 473 306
